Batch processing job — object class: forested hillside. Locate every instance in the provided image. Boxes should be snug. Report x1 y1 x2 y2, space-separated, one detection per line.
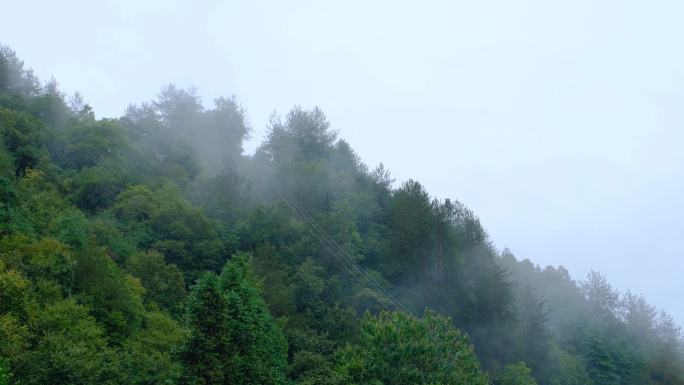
0 44 682 385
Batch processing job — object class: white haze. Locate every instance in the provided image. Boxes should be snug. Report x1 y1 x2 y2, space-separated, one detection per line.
2 0 683 323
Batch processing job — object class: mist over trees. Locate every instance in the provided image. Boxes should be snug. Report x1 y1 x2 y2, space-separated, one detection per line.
0 44 682 385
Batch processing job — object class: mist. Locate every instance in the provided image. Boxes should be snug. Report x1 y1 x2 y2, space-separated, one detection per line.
1 1 683 384
2 0 682 326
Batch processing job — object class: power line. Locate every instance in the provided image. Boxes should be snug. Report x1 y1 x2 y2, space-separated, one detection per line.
280 187 413 315
273 181 393 312
273 179 415 317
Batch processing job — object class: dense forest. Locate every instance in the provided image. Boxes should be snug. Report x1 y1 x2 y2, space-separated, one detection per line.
0 44 682 385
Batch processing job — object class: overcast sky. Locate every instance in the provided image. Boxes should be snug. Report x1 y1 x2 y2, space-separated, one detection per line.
3 0 683 323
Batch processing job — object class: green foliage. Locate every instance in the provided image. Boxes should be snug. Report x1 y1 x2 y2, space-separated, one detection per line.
0 359 10 385
18 298 123 385
334 311 488 385
0 267 30 315
0 236 74 285
125 84 249 177
514 285 551 380
0 45 41 97
121 311 186 385
71 162 130 213
125 250 186 314
549 349 592 385
180 255 288 385
248 244 296 317
495 362 538 385
49 207 89 247
284 258 359 358
218 253 289 384
388 180 434 279
179 273 229 385
51 119 129 170
72 242 145 341
264 106 337 164
289 351 335 385
0 106 46 175
7 169 71 238
0 313 30 360
0 45 682 385
111 184 228 275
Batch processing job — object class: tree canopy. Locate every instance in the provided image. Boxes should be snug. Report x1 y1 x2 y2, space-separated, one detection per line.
0 43 682 385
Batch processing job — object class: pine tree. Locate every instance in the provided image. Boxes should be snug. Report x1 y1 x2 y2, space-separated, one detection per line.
179 255 288 385
179 273 230 385
218 253 289 385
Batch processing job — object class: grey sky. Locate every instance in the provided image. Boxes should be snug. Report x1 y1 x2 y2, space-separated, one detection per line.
3 0 683 323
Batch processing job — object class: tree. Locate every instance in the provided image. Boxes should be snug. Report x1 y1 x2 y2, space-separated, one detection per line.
72 242 145 341
495 362 538 385
0 236 75 302
121 311 186 385
582 271 619 319
2 43 684 385
620 291 657 337
334 311 488 385
0 106 46 175
289 351 335 385
17 299 123 385
650 312 684 384
0 359 10 385
0 45 41 97
179 273 229 385
549 349 592 385
579 329 622 385
388 180 434 281
515 285 551 379
180 255 288 385
218 253 289 385
125 250 186 315
0 265 30 316
262 106 337 163
71 162 129 213
51 119 130 170
111 184 228 275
